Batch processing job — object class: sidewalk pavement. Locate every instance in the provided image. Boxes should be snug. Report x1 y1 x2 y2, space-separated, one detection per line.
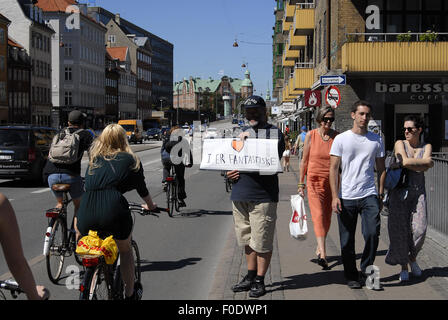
209 156 448 300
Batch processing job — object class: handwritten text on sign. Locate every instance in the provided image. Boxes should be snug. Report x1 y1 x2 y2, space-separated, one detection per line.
200 138 282 173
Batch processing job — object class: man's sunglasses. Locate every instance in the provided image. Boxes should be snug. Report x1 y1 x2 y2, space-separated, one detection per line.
322 117 335 123
403 127 417 133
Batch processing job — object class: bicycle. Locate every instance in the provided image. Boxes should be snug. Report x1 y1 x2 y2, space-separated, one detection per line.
165 165 179 217
78 203 168 300
43 183 82 284
0 279 24 300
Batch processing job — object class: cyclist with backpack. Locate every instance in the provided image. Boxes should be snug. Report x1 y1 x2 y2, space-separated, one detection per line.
43 110 94 241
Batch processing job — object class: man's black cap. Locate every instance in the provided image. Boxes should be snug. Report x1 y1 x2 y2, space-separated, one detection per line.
68 110 86 124
243 95 266 109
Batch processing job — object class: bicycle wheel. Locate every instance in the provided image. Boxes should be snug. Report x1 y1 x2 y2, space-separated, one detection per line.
131 240 141 284
166 182 173 217
172 180 179 213
88 265 113 300
46 218 67 284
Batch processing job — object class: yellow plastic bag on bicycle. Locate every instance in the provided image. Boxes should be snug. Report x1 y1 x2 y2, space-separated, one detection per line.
100 236 118 265
76 230 118 265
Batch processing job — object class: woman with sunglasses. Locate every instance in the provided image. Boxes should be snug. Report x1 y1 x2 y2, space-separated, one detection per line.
385 115 433 282
298 106 338 269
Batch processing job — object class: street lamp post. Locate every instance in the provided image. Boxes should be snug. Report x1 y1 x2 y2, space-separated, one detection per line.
176 84 180 126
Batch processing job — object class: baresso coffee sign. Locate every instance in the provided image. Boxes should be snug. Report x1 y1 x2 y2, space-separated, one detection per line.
375 81 448 102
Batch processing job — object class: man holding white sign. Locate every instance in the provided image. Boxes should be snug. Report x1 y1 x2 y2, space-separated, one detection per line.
225 96 285 298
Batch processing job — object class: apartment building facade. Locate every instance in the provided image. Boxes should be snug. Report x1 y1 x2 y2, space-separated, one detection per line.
7 37 32 124
275 0 448 151
0 14 10 124
35 0 107 129
0 0 55 126
107 46 137 120
89 6 174 114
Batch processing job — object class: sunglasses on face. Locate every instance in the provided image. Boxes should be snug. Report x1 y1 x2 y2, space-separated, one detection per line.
322 117 335 123
403 127 417 133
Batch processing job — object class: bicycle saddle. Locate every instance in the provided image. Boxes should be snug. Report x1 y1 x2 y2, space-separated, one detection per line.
51 184 71 192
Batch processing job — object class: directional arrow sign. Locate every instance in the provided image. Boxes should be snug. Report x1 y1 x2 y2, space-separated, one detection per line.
320 75 346 86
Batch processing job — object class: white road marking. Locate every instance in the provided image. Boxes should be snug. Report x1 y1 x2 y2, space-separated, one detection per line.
31 188 51 194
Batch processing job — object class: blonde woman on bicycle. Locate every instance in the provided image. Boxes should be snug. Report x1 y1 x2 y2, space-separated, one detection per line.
76 124 157 300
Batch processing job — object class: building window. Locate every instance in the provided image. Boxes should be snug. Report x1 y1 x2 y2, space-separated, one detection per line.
0 29 4 44
64 91 72 106
64 43 72 57
65 67 72 81
108 35 116 43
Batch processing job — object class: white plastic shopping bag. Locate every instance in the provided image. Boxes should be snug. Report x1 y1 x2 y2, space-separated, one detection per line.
289 194 308 240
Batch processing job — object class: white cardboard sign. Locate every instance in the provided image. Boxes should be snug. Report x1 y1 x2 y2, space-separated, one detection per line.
200 138 282 173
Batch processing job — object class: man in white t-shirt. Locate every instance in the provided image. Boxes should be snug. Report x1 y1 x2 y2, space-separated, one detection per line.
329 100 386 290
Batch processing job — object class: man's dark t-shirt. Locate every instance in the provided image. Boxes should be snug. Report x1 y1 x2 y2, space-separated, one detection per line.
43 127 94 179
230 123 285 203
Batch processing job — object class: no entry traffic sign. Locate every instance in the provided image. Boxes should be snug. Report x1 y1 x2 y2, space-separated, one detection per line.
325 86 341 108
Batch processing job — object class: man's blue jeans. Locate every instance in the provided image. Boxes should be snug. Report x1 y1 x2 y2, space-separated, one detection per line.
337 195 381 281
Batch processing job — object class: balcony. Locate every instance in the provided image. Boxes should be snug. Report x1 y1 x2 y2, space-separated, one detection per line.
342 33 448 72
283 1 297 23
282 46 297 67
288 26 307 49
293 62 314 90
293 2 315 36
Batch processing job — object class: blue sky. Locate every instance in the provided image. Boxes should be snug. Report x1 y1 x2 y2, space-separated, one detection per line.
93 0 276 100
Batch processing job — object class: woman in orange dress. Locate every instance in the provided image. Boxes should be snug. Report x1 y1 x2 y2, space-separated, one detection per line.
298 106 338 269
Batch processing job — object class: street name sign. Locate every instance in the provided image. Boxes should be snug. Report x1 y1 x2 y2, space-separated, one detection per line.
200 138 282 173
320 75 346 86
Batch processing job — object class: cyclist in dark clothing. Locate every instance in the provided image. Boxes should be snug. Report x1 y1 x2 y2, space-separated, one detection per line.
43 110 93 240
76 123 157 300
161 126 193 208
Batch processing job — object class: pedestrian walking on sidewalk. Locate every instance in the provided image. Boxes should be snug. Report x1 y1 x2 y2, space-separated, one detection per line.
282 139 291 172
294 126 308 160
329 100 386 289
226 95 285 298
385 115 433 282
298 106 338 270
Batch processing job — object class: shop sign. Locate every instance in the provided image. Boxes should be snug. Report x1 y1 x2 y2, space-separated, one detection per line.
375 81 448 102
304 90 321 107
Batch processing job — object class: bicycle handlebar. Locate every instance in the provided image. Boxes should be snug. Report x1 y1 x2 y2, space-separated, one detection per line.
128 203 169 216
0 279 23 293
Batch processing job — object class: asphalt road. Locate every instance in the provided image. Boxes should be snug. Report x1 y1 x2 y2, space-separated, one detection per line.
0 121 238 300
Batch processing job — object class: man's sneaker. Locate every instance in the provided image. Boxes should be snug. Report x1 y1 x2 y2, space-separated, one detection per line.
162 182 167 192
410 262 422 277
178 199 186 208
347 280 362 289
399 270 409 282
231 275 253 292
249 280 266 298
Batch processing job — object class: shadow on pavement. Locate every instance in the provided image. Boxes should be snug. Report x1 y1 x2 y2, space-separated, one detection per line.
171 209 232 218
140 257 202 272
272 270 348 292
381 266 448 288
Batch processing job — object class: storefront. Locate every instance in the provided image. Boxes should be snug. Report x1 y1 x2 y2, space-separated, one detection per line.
347 75 448 152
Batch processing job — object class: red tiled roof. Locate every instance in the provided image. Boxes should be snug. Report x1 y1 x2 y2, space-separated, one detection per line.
106 47 128 62
35 0 77 12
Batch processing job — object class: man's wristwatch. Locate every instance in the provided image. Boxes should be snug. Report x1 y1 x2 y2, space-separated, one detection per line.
378 193 385 199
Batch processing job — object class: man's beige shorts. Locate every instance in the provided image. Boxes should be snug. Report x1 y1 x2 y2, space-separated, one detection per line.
232 201 278 253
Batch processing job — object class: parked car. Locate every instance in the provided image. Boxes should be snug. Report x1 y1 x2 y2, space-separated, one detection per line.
0 126 58 183
145 128 162 141
204 127 218 139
